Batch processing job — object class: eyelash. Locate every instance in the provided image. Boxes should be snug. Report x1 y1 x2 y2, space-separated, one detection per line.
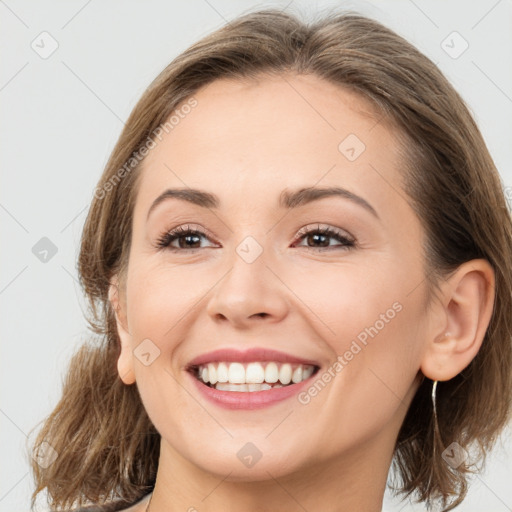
155 224 356 252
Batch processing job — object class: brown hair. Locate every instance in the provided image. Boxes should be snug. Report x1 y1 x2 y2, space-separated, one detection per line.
28 7 512 511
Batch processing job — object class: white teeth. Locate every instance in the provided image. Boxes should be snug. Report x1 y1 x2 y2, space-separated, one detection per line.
215 382 274 392
248 383 272 391
217 362 229 383
279 364 292 385
291 366 303 384
228 362 245 384
216 383 249 392
264 362 279 383
245 362 265 383
303 365 314 379
194 361 317 388
208 363 217 384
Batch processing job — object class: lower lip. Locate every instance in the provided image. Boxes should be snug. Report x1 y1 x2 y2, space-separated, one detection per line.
186 369 317 410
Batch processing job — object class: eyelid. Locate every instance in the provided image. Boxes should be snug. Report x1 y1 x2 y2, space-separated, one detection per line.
295 223 354 241
170 223 217 239
155 223 219 250
156 222 357 251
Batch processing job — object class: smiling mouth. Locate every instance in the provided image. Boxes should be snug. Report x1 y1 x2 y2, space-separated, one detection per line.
188 361 320 392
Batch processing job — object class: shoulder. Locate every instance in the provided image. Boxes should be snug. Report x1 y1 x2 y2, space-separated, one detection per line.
69 492 152 512
70 505 129 512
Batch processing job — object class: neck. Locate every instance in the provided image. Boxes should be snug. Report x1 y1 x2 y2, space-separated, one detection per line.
147 423 399 512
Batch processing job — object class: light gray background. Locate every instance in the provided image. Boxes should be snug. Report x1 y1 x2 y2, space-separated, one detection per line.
1 1 511 511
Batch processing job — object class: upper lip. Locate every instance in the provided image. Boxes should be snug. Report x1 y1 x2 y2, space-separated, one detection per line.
186 347 321 369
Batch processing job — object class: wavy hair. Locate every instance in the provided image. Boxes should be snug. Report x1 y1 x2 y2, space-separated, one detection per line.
28 7 512 512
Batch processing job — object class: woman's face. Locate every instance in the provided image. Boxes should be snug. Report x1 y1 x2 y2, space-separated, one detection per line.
114 73 433 480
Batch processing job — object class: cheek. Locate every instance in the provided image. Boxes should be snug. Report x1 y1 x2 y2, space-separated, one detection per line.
123 262 201 421
294 259 425 390
125 260 201 341
292 266 425 447
290 259 408 344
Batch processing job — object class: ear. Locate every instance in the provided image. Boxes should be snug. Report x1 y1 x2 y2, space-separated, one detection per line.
420 259 495 381
108 275 136 385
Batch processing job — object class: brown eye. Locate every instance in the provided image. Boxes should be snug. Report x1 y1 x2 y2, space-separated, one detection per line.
295 225 355 250
156 225 215 251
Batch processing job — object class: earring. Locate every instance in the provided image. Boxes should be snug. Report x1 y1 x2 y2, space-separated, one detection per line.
431 379 438 419
431 333 450 454
431 379 443 458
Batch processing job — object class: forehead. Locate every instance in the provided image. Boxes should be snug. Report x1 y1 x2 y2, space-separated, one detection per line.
134 73 410 220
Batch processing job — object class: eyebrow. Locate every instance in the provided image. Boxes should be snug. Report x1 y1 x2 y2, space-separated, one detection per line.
146 186 379 220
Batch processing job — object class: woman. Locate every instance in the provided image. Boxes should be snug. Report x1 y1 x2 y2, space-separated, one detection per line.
29 7 512 512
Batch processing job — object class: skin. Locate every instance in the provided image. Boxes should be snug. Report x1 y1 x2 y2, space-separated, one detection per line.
109 73 495 512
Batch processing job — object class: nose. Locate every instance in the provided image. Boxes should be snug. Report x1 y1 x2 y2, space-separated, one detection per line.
206 246 289 329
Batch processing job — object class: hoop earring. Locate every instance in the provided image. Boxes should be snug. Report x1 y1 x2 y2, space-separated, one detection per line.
431 379 442 457
431 379 438 419
431 332 452 457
